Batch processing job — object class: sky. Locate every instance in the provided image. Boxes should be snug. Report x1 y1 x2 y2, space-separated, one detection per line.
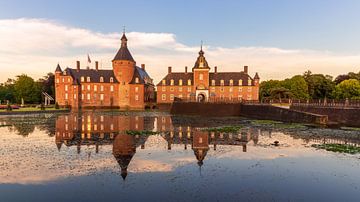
0 0 360 83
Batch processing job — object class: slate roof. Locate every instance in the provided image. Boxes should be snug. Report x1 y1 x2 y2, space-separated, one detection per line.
64 68 119 85
113 33 135 62
157 72 256 86
129 66 154 85
55 64 62 72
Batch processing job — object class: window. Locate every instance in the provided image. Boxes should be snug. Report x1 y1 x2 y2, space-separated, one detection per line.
179 87 182 92
230 79 233 86
65 85 68 91
81 94 84 100
248 87 252 92
110 77 114 83
94 85 97 92
110 85 114 92
162 80 166 85
211 80 215 86
135 95 139 101
81 85 84 91
170 79 174 85
56 78 59 83
170 87 174 92
170 94 174 100
135 77 139 83
62 78 65 83
239 79 243 86
87 93 91 100
87 85 90 91
220 87 224 92
100 94 104 101
220 80 224 86
178 94 183 98
87 77 90 82
67 78 70 82
211 87 215 92
229 87 233 92
199 73 203 80
247 95 252 100
179 79 183 86
65 93 68 100
100 85 104 92
187 79 191 85
162 87 166 92
100 77 104 82
238 95 243 100
135 87 138 92
73 94 77 99
188 87 191 92
162 94 166 101
239 87 243 92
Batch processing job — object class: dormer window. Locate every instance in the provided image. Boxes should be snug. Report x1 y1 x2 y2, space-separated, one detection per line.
81 77 84 82
162 80 166 85
229 79 233 86
220 80 224 86
87 77 90 82
238 79 243 86
211 80 215 86
110 77 114 83
187 79 191 86
100 77 104 83
135 77 139 83
170 79 174 86
248 79 252 86
179 79 183 86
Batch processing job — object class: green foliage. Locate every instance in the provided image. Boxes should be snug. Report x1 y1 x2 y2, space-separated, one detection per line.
6 103 12 111
283 75 309 99
259 80 282 100
312 144 360 154
303 71 335 99
333 79 360 99
125 130 159 136
203 126 243 133
13 74 42 104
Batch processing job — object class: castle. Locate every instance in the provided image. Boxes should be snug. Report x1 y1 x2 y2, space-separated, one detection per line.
156 46 260 104
55 32 155 109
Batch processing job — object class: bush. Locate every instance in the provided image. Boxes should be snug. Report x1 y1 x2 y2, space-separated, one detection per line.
55 102 59 109
6 104 12 111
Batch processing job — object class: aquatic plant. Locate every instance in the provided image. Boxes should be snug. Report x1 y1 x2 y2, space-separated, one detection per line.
125 130 159 136
312 144 360 154
203 126 243 133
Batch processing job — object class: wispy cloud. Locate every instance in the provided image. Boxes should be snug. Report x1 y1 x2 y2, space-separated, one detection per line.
0 18 359 83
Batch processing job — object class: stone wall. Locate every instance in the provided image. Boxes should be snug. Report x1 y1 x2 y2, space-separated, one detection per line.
290 105 360 127
170 102 327 125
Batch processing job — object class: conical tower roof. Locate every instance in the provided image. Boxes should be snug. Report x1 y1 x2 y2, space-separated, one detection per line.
113 32 135 62
193 45 210 70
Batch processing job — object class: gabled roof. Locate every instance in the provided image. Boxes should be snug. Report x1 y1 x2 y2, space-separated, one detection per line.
113 33 135 62
129 66 154 85
64 68 119 84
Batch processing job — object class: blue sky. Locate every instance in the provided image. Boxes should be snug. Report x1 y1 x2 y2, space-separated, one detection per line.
1 0 360 52
0 0 359 82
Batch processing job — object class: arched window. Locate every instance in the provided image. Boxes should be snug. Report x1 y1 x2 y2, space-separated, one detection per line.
100 77 104 83
110 77 114 83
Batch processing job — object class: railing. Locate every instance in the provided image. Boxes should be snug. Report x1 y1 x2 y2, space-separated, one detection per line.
291 98 360 108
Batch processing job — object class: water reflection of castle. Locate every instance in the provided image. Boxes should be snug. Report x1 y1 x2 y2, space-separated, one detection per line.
55 113 259 179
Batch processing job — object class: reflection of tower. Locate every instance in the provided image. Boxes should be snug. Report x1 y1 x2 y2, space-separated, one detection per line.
113 134 136 180
192 131 209 167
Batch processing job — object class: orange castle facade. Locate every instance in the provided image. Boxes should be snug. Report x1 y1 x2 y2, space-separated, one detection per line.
55 33 155 109
157 47 260 104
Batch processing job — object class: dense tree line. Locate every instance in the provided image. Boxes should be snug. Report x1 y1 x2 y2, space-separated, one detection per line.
260 71 360 101
0 73 55 104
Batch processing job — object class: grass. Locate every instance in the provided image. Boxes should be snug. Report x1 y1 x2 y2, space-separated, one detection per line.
340 127 360 131
251 120 283 125
202 126 243 133
312 144 360 154
125 130 160 136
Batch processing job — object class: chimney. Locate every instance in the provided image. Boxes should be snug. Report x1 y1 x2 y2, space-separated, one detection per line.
95 61 99 71
185 66 188 73
168 66 172 74
244 66 248 74
141 64 145 70
76 61 80 72
214 66 217 73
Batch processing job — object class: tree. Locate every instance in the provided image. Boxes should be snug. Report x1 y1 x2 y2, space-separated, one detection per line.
270 87 293 102
283 75 309 99
334 71 360 84
333 79 360 99
38 72 55 99
13 74 42 104
303 71 335 99
259 80 282 100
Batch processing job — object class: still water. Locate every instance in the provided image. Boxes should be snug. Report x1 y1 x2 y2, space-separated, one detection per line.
0 111 359 202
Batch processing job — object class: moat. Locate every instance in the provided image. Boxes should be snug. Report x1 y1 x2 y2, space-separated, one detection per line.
0 111 359 202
